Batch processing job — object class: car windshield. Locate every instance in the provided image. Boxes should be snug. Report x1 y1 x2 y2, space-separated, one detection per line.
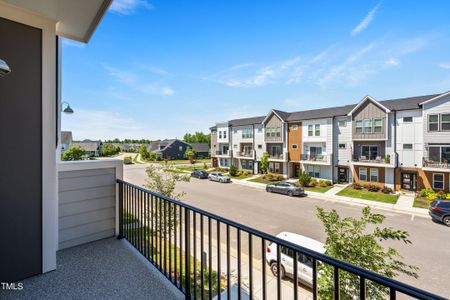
217 173 223 176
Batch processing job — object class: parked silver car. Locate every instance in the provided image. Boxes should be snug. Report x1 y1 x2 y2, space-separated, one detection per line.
266 182 305 196
208 172 231 183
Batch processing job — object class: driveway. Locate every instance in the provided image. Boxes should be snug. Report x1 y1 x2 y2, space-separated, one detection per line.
124 164 450 298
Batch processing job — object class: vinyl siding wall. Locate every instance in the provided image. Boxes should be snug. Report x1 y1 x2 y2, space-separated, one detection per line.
423 94 450 144
352 101 387 140
254 124 265 160
265 113 284 142
334 116 352 166
396 109 423 168
58 161 122 250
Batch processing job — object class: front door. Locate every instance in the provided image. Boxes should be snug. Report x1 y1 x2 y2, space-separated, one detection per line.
401 173 417 191
338 167 348 183
294 164 300 178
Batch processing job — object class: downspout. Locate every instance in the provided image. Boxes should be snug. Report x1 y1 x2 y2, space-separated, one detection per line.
253 124 256 174
393 110 398 192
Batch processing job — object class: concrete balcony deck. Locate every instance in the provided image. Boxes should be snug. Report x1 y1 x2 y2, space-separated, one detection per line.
0 238 183 300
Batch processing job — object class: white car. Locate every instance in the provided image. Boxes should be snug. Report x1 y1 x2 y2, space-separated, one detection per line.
208 172 231 183
266 232 325 286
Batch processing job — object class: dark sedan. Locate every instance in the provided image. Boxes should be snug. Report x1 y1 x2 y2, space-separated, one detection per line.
191 170 209 179
266 182 305 197
429 200 450 226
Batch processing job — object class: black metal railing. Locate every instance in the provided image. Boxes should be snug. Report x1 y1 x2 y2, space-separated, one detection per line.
117 179 444 300
423 157 450 169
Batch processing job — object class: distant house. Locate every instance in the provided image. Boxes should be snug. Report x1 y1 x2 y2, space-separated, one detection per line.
61 131 73 154
73 139 103 157
147 139 192 160
189 143 210 158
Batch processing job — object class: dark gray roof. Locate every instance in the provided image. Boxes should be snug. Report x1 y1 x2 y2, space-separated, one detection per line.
189 143 210 153
148 139 190 152
73 141 100 152
272 109 290 121
61 131 72 145
287 104 355 121
228 116 265 126
379 94 441 111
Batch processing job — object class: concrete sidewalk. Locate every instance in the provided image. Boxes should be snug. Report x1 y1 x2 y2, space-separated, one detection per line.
230 178 430 218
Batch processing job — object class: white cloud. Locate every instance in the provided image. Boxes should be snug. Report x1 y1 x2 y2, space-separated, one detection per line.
104 66 137 85
110 0 153 15
161 87 175 96
351 2 382 36
139 65 170 76
62 39 86 48
439 63 450 69
385 57 400 66
62 109 147 140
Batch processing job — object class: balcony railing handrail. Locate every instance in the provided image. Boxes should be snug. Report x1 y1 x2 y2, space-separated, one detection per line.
117 178 444 300
301 154 328 161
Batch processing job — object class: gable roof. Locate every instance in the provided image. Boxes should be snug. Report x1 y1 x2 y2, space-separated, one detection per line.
347 95 390 116
148 139 190 152
73 141 100 152
287 104 355 121
417 91 450 106
262 109 289 124
189 143 210 153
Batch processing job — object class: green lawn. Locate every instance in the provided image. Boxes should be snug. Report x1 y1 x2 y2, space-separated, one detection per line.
248 176 282 185
163 168 189 174
155 158 211 165
304 186 333 193
414 197 431 209
337 187 399 204
176 164 211 172
230 174 252 180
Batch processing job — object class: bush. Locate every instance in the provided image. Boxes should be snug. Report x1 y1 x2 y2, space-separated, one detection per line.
362 183 369 189
241 170 250 176
203 163 208 169
319 180 328 187
367 184 381 192
419 188 434 197
62 146 86 161
381 186 393 194
123 156 133 165
276 175 284 181
325 180 332 186
229 164 238 176
352 183 362 190
446 193 450 200
309 178 318 187
428 193 437 201
266 173 274 180
437 190 446 199
298 170 312 187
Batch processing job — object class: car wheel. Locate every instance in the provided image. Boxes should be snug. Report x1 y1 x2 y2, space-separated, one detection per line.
443 216 450 227
220 179 223 183
287 191 293 197
270 262 285 279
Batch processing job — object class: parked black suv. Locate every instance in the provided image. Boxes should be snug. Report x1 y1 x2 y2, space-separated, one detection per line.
429 200 450 226
191 170 209 179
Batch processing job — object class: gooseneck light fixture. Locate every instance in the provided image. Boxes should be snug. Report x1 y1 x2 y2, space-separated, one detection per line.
62 101 74 114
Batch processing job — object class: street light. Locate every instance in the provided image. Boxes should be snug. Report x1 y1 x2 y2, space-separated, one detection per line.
62 101 74 114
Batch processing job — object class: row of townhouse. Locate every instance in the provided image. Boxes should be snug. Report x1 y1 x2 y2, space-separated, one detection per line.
210 91 450 192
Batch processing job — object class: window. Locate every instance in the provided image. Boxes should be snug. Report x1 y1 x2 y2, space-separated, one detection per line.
223 130 227 139
179 146 183 151
403 116 413 123
269 162 281 173
359 167 367 181
257 144 262 149
441 114 450 131
363 119 372 133
403 144 413 150
292 144 298 149
338 120 347 127
361 145 379 160
233 144 237 149
370 168 379 182
242 128 253 139
308 125 313 136
219 131 222 139
315 124 320 136
339 143 346 149
276 127 281 137
433 173 444 190
233 129 237 134
373 119 382 133
306 165 321 178
291 124 298 130
429 114 439 132
257 127 263 133
355 120 363 133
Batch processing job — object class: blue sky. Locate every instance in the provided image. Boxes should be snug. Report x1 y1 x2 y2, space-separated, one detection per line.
62 0 450 140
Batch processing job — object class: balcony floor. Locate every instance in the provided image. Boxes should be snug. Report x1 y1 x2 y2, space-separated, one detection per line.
0 238 183 300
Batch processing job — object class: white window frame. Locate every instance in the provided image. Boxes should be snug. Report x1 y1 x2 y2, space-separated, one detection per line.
338 120 347 127
308 125 313 136
428 114 439 132
355 120 363 133
223 130 227 139
373 118 383 133
359 167 367 181
433 173 444 190
314 124 320 136
363 119 372 133
370 168 379 182
403 116 413 123
219 131 222 139
339 143 346 149
441 113 450 132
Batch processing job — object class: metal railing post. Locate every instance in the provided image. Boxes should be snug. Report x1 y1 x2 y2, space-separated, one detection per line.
117 181 124 239
184 208 191 299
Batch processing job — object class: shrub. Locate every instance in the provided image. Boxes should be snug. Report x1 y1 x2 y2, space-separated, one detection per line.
266 173 274 180
437 190 446 199
242 170 250 176
325 180 332 186
276 175 284 181
381 186 393 194
123 156 133 165
352 183 362 190
203 163 208 169
309 178 318 187
368 184 381 192
319 180 328 187
362 183 369 189
62 146 86 161
419 188 434 197
298 170 312 187
446 193 450 200
428 193 437 201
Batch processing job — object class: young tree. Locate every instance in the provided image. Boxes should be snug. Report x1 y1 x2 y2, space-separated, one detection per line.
260 152 270 174
185 148 197 165
102 143 120 156
145 164 190 235
139 144 150 161
62 146 86 161
316 206 419 299
298 169 312 187
229 164 238 177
